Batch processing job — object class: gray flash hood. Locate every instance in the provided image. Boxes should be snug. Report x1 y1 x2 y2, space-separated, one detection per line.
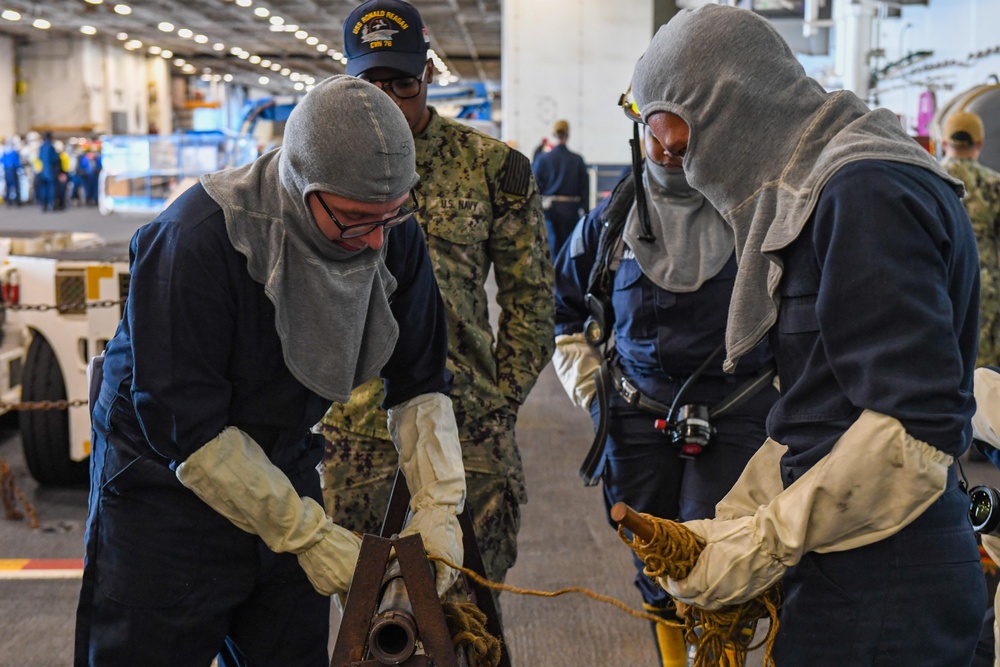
631 4 963 372
202 75 419 401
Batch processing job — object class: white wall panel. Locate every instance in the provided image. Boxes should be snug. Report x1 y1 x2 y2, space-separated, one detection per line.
502 0 653 165
0 36 15 140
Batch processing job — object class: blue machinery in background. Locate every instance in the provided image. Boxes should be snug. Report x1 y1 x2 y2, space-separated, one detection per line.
97 86 496 216
97 96 299 216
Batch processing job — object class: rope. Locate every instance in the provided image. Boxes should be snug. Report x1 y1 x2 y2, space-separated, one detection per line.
618 513 781 667
441 601 503 667
0 456 39 529
429 555 686 628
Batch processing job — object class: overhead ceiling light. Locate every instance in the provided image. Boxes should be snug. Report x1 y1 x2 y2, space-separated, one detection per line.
212 74 222 82
1 10 21 21
113 4 131 15
249 55 261 64
269 63 281 71
177 28 193 39
316 44 328 53
213 42 225 51
201 74 212 82
280 68 289 76
80 25 97 35
230 46 243 55
125 40 142 49
293 82 304 91
182 64 195 73
269 16 283 25
258 59 270 68
173 58 186 67
294 30 307 40
116 32 128 40
237 51 250 59
33 18 51 29
253 7 269 17
84 0 103 4
161 49 173 59
332 51 343 59
305 36 318 46
235 0 251 6
158 22 174 32
194 34 208 44
223 73 233 82
148 45 162 54
259 76 269 85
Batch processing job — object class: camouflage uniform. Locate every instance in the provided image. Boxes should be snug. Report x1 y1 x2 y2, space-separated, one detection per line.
943 156 1000 366
319 108 555 596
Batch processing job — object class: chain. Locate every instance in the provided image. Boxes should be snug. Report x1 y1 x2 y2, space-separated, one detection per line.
3 298 125 313
0 399 88 411
0 456 40 529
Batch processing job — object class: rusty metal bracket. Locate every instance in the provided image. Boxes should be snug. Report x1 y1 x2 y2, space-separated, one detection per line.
331 532 458 667
373 470 511 667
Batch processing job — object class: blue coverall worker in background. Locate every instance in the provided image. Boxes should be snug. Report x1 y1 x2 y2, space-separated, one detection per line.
36 131 60 212
532 119 589 259
552 123 777 667
74 76 468 667
1 137 21 207
632 5 985 665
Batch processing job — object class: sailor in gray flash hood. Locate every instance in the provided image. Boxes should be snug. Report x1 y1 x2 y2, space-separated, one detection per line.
76 75 468 664
631 4 963 372
628 6 984 666
203 75 418 402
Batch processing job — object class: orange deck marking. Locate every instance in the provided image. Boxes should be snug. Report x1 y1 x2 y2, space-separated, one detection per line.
0 558 83 579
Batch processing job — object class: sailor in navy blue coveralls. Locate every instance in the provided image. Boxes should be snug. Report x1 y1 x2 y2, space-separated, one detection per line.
766 161 986 664
74 184 450 666
533 139 590 259
554 178 777 614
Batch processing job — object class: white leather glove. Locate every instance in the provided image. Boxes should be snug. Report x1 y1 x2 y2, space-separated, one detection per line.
972 368 1000 667
663 410 953 610
981 535 1000 667
176 427 362 597
714 438 788 520
388 392 466 596
973 367 1000 448
552 333 602 411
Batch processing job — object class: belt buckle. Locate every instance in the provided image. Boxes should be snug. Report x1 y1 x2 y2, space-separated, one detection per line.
619 377 640 406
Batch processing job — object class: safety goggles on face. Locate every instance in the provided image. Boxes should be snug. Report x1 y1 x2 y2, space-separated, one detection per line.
359 71 426 100
619 86 642 123
317 191 423 240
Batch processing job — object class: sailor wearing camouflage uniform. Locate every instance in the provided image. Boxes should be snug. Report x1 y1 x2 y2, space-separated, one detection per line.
319 0 554 606
941 110 1000 366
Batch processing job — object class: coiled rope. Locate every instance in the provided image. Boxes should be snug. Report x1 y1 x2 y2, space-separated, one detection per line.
0 456 39 529
430 553 720 667
441 601 503 667
616 510 782 667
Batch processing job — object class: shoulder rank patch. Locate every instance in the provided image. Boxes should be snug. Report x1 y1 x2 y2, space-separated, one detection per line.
500 149 531 198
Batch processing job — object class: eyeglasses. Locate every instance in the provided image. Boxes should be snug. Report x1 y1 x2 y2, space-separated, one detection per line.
359 71 426 100
619 85 642 123
316 191 423 240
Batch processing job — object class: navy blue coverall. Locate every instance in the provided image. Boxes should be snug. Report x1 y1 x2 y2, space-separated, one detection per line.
533 144 590 260
767 161 985 666
554 179 776 609
74 184 452 667
2 146 20 206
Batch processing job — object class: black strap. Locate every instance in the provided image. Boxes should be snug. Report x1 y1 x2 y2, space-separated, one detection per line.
709 363 778 419
579 360 614 486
